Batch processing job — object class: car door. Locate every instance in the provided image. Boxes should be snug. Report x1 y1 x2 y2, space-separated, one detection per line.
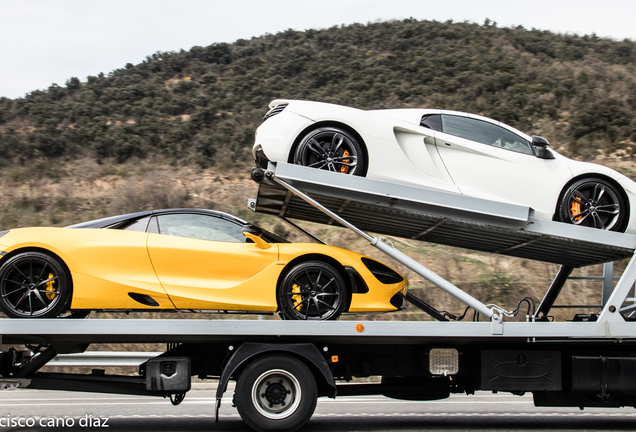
146 213 280 310
433 114 573 218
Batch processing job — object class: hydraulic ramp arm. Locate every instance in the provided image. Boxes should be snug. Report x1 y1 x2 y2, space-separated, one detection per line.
253 167 501 322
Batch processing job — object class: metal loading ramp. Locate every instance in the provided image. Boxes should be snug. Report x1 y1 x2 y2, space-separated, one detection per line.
251 163 636 268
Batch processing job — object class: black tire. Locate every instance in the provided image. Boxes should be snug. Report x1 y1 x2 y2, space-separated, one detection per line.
557 177 628 232
235 355 317 432
294 127 366 176
278 260 348 321
0 252 72 318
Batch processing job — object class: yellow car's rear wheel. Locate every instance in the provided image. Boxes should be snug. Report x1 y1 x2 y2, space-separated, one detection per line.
0 251 72 318
278 260 348 320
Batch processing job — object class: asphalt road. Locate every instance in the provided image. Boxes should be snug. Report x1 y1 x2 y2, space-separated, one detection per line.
1 388 636 431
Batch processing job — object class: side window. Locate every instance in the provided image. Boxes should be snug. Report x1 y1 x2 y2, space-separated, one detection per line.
420 114 442 131
156 214 247 242
441 115 533 155
120 216 151 232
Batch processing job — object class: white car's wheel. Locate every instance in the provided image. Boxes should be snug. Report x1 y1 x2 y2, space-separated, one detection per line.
294 127 366 175
557 177 628 232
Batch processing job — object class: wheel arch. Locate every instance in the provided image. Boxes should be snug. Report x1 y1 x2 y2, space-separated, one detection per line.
287 121 369 176
277 253 354 310
554 173 631 231
0 246 73 286
214 343 337 415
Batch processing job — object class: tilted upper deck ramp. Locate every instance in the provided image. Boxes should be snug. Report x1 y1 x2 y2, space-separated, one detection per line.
250 163 636 268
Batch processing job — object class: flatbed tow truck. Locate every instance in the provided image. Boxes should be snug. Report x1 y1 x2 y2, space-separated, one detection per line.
3 162 636 432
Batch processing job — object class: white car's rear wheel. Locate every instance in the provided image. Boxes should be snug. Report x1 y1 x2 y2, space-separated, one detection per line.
557 178 628 232
294 127 365 176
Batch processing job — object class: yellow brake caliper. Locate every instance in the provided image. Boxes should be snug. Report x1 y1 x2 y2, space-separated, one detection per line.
44 272 56 300
291 284 303 311
340 150 350 174
570 194 582 221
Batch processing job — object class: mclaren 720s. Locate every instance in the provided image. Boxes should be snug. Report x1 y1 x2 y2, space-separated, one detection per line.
0 208 408 320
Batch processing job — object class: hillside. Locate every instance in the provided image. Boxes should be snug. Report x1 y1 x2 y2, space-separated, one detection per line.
1 19 635 321
1 19 636 167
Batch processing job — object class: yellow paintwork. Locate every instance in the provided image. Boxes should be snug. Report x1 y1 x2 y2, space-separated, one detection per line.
0 226 408 314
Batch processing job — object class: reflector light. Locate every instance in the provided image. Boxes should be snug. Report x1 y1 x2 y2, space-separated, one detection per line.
429 348 459 376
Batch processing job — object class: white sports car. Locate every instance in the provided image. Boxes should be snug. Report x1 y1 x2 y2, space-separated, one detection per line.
253 99 636 234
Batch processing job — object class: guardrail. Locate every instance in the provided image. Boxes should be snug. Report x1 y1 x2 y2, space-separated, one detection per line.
47 352 161 367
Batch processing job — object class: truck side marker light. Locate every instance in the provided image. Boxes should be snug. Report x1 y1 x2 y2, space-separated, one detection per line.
355 323 365 333
331 355 339 363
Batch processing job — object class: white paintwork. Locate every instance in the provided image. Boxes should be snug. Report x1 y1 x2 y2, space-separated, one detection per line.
254 100 636 234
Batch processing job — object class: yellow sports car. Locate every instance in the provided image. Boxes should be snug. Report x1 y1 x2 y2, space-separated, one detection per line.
0 209 408 319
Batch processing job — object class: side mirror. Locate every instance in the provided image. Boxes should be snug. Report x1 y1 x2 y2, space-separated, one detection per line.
532 135 555 160
242 225 271 249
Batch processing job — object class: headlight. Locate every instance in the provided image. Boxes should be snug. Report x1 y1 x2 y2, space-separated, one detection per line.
361 258 404 284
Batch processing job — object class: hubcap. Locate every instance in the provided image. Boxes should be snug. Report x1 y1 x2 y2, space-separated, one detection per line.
251 369 301 419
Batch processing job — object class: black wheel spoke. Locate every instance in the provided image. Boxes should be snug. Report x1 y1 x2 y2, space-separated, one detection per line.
593 213 606 229
304 270 316 289
37 262 49 281
11 263 30 282
571 209 591 224
597 204 620 214
316 298 336 310
332 156 357 165
14 291 29 308
37 288 57 296
307 139 324 156
5 279 26 286
31 289 49 307
571 190 589 205
312 297 321 318
594 183 606 202
36 276 58 288
28 294 33 315
2 286 27 297
317 277 335 293
331 134 344 153
308 160 328 169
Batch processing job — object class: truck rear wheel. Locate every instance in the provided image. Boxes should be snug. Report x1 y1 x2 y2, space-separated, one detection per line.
234 354 317 432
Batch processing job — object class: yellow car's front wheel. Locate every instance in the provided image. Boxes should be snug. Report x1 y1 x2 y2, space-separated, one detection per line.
0 251 72 318
277 260 348 320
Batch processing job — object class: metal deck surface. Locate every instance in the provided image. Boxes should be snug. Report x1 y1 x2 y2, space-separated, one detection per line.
1 319 636 344
251 163 636 267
